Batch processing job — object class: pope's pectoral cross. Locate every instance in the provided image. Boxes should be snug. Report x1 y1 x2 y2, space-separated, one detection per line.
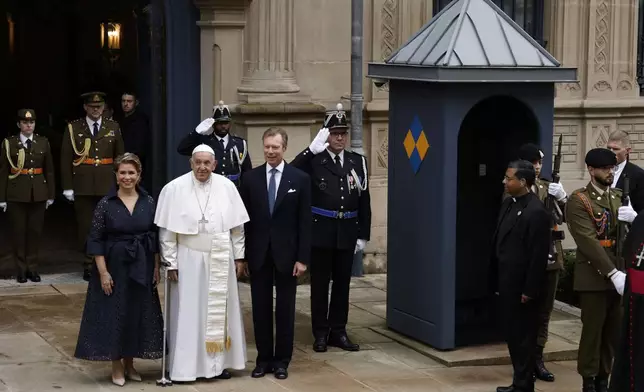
636 247 644 267
199 215 209 224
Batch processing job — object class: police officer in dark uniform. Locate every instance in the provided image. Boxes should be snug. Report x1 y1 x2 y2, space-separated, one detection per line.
291 103 372 353
60 92 125 281
177 100 252 187
0 109 55 282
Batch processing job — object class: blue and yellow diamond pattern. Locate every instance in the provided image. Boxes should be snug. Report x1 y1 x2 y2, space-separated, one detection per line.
403 116 430 174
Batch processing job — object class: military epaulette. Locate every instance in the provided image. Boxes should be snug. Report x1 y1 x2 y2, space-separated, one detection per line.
70 118 81 124
104 118 119 126
231 135 247 142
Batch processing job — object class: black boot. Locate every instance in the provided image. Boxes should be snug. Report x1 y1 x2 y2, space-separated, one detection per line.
534 346 555 382
595 374 608 392
582 377 596 392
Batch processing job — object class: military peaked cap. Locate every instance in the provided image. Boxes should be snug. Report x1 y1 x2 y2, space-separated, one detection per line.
517 143 543 163
81 91 106 104
324 103 349 130
17 109 36 121
585 148 617 168
212 100 231 123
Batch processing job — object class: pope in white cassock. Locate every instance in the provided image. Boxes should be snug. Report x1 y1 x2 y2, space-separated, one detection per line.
154 144 250 382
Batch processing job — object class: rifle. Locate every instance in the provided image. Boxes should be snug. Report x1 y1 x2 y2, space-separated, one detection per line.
616 155 630 258
545 135 565 243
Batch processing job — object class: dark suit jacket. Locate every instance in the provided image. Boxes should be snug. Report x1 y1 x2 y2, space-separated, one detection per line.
239 162 312 274
492 192 551 299
615 161 644 213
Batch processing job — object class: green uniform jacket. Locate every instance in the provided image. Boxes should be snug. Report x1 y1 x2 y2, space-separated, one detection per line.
534 178 565 271
0 134 55 202
565 182 625 291
60 118 124 196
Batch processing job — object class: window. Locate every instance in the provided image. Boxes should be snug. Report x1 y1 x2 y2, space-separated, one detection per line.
637 0 644 94
433 0 545 46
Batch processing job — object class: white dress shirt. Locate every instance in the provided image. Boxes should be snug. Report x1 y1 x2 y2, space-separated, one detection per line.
326 149 345 167
19 133 34 145
216 134 229 149
86 116 102 136
612 160 627 188
266 160 285 198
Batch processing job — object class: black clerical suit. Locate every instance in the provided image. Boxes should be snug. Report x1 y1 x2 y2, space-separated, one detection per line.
493 192 551 392
609 212 644 392
239 161 311 372
615 160 644 213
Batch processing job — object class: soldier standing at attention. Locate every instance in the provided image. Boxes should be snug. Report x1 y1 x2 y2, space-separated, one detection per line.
566 148 634 392
0 109 55 283
290 103 371 353
177 100 252 187
60 92 124 281
517 143 567 383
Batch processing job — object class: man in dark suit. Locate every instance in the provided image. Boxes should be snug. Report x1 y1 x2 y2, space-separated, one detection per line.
493 160 551 392
290 103 371 353
238 127 311 380
607 130 644 212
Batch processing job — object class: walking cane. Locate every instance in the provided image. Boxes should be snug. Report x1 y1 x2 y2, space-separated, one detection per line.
156 261 173 387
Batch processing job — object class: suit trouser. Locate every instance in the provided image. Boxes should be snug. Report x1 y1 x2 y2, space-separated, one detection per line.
250 254 297 369
7 201 46 274
536 269 560 348
310 247 354 338
577 290 622 377
501 294 540 391
74 196 102 267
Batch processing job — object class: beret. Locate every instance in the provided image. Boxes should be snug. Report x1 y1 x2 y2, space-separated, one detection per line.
585 148 616 168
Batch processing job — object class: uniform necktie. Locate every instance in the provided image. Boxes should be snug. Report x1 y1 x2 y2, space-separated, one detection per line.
93 122 99 137
335 155 342 170
219 138 226 150
268 168 277 215
26 139 32 149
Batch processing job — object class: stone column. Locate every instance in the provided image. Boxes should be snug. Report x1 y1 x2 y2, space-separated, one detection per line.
237 0 301 101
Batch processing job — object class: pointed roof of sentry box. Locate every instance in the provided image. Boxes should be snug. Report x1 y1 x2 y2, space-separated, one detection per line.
367 0 577 83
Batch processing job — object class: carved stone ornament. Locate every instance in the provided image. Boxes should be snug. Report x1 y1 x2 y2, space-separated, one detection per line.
594 0 610 74
593 124 611 147
377 132 389 169
379 0 399 92
593 80 613 92
618 80 633 91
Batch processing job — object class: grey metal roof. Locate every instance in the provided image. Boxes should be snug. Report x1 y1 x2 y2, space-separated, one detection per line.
367 0 577 83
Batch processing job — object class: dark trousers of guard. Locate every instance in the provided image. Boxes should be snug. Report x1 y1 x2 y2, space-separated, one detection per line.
500 294 540 391
74 196 102 267
7 201 46 275
310 247 354 338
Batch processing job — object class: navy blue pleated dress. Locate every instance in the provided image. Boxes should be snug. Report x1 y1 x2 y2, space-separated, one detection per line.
74 187 164 361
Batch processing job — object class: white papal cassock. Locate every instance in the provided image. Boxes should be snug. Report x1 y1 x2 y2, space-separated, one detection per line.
154 171 250 382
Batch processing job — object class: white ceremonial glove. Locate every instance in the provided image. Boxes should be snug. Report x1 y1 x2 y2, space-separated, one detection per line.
309 128 330 155
195 118 215 135
548 183 567 201
618 204 637 223
609 270 626 296
46 200 54 209
0 202 6 212
63 190 74 202
354 239 367 254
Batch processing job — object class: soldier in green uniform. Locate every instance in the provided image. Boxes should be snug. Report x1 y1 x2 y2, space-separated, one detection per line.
517 143 567 382
0 109 55 283
60 92 125 281
566 148 629 392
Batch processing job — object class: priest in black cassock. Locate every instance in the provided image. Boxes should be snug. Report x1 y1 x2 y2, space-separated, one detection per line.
609 209 644 392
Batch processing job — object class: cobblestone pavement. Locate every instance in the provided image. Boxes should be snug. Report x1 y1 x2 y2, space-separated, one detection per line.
0 274 584 391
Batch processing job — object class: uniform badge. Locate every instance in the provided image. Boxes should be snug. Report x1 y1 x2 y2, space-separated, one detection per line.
348 176 354 189
107 130 115 137
319 182 327 190
239 152 243 159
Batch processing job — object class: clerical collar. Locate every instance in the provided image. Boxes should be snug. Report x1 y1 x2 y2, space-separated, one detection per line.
591 182 608 196
511 191 531 207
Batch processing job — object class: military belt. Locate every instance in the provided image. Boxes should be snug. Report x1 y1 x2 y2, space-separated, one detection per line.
599 239 615 248
82 158 114 166
10 168 43 175
226 174 240 181
312 207 358 219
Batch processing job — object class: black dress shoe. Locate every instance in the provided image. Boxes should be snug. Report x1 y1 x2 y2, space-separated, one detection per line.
534 346 554 382
313 336 328 352
26 271 41 283
214 369 231 379
251 365 271 378
16 274 27 283
274 367 288 380
83 268 91 282
328 333 359 351
582 377 597 392
496 386 516 392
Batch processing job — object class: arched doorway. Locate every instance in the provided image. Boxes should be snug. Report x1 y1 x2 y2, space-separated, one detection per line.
0 0 175 277
454 95 540 344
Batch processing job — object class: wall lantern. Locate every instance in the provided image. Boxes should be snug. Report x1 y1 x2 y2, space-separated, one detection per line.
100 22 121 51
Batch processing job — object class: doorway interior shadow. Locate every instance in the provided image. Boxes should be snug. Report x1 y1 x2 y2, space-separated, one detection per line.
454 95 540 346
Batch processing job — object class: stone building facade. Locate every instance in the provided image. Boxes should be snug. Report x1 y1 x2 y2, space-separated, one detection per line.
192 0 644 268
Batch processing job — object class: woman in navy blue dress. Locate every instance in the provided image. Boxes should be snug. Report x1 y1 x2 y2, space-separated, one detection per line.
74 153 163 386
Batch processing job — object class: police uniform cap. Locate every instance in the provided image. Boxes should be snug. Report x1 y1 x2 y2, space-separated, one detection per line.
517 143 543 163
81 91 107 105
212 100 232 123
324 103 349 131
17 109 36 121
585 148 617 168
